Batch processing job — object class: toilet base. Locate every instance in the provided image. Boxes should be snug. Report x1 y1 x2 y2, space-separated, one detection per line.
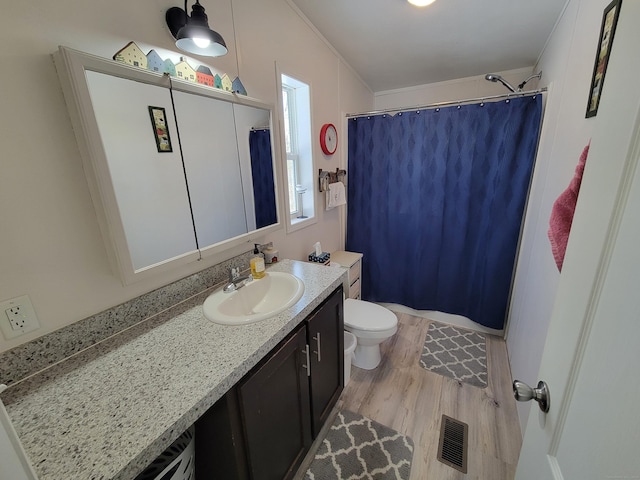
352 344 382 370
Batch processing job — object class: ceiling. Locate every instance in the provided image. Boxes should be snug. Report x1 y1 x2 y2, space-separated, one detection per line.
289 0 566 93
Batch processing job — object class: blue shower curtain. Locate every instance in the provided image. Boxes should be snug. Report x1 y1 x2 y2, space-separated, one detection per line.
249 129 277 229
346 95 542 329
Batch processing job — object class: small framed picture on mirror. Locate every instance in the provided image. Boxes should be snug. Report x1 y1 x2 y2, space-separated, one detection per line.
148 106 173 152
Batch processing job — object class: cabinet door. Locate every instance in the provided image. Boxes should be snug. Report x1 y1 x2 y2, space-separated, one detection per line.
307 287 344 437
172 91 250 248
85 71 198 274
239 326 312 480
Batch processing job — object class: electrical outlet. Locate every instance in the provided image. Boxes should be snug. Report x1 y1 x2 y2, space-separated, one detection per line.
6 305 28 330
0 295 40 340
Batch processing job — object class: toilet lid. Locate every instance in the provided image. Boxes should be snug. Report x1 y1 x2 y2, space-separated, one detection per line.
344 298 397 331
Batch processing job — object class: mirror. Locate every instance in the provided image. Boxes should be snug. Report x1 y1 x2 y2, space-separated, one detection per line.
172 96 278 251
55 47 280 284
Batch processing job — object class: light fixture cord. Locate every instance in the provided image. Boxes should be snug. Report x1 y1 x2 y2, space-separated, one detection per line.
167 75 201 256
230 0 241 81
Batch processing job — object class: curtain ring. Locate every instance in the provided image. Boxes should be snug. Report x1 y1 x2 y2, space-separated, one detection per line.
435 108 440 112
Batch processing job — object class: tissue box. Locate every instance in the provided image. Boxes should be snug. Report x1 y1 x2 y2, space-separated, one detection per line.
308 252 331 264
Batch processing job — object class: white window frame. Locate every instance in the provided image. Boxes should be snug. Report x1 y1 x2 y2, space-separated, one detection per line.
277 66 316 233
282 84 301 216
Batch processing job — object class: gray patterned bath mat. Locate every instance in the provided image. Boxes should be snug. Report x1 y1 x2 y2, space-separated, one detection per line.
305 410 414 480
419 322 488 388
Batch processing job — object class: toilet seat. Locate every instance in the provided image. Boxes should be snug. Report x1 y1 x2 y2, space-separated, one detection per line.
344 298 397 332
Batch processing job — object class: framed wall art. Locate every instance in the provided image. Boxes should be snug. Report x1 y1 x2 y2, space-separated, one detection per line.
586 0 622 118
148 106 173 152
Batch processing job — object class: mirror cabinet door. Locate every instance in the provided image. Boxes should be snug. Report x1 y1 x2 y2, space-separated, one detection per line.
173 92 249 249
85 71 198 271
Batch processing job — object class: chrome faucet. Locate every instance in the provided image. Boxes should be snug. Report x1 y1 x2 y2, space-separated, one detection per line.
223 267 253 293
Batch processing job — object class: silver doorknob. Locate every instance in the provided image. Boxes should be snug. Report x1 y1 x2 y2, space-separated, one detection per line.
513 380 550 413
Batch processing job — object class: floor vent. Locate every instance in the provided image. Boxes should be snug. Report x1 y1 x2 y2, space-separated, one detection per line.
437 414 468 474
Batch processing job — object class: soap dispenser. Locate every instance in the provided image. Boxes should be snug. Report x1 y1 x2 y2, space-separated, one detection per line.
250 244 266 279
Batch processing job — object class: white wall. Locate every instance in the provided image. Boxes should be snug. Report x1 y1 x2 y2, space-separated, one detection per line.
507 0 615 434
0 0 373 352
367 0 616 436
374 67 538 110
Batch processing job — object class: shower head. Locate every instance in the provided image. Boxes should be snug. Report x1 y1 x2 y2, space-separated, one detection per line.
517 71 543 91
484 74 516 93
484 71 543 93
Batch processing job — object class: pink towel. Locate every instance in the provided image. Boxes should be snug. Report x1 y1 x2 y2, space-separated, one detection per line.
548 144 589 271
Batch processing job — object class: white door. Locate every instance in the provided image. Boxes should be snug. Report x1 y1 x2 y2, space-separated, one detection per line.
516 2 640 478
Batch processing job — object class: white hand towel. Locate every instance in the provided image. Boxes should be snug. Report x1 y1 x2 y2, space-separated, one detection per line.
326 181 346 210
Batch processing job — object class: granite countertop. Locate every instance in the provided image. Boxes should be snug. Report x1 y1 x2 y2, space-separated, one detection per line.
2 260 346 480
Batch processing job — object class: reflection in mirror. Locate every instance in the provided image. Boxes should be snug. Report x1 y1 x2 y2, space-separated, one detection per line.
174 92 248 249
169 97 279 252
85 71 198 271
233 104 278 231
248 128 277 229
232 103 278 232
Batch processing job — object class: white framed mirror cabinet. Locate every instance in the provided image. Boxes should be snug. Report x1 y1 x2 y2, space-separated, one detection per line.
54 46 282 284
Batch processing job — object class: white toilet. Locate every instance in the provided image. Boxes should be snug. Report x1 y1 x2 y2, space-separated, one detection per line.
344 298 398 370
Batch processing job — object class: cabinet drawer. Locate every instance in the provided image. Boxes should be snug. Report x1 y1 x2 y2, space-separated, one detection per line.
348 260 361 284
349 277 361 300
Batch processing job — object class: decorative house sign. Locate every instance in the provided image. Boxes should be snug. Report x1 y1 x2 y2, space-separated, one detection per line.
146 50 164 73
113 41 148 69
232 77 247 95
221 74 233 92
175 57 197 83
112 42 247 95
197 66 215 87
163 58 177 77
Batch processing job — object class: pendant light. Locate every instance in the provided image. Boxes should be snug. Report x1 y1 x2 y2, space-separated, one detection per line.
407 0 436 6
166 1 228 57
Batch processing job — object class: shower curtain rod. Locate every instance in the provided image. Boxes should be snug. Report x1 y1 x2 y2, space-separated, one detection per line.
346 87 547 118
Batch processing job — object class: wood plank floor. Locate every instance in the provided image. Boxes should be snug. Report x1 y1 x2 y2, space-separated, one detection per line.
329 311 522 479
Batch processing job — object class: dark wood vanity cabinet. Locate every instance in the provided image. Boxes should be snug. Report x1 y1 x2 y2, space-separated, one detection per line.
239 326 312 480
195 286 344 480
307 286 344 437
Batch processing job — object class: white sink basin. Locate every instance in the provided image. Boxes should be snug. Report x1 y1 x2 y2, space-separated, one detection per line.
203 272 305 325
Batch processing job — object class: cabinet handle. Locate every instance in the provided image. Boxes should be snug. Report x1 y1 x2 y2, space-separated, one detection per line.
312 333 321 362
302 345 311 377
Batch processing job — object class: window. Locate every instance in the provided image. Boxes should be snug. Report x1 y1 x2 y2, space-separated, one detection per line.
282 84 299 215
280 73 314 229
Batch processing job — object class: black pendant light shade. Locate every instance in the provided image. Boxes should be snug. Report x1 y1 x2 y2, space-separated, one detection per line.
166 1 227 57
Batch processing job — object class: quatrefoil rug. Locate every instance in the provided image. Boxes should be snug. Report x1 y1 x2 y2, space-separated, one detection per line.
419 321 488 388
305 410 414 480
